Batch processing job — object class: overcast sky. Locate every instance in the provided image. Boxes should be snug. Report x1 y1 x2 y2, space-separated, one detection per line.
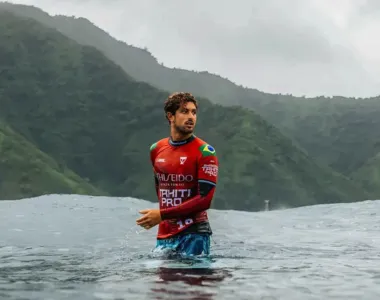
6 0 380 97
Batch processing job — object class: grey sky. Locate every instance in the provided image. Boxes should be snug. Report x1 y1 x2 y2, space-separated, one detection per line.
6 0 380 97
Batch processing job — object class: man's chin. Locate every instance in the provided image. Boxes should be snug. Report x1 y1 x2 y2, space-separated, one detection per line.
177 127 194 135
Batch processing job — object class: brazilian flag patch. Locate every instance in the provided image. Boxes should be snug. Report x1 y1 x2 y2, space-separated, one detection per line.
150 142 157 151
199 144 216 157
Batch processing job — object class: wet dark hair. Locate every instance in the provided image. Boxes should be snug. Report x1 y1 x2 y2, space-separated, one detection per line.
164 92 198 124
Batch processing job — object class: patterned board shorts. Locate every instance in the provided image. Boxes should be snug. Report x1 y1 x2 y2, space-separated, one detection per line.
155 233 211 257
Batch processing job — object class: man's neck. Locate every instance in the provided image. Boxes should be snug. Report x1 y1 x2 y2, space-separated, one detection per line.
170 132 192 142
169 133 195 146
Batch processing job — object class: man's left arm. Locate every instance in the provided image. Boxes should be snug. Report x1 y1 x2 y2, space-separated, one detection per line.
160 148 219 220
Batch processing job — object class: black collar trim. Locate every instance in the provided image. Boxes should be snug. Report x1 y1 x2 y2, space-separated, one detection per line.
169 135 195 146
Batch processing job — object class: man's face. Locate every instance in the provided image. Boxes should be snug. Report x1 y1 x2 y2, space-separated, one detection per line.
169 101 197 135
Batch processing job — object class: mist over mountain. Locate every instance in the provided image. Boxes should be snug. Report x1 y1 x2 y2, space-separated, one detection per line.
0 8 374 210
4 0 380 98
3 1 380 197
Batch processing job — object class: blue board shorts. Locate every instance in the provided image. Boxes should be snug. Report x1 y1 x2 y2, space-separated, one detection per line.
155 233 211 257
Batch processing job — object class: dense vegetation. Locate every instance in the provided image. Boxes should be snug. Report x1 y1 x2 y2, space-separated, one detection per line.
3 2 379 197
0 122 102 199
351 151 380 196
240 95 380 177
0 10 372 210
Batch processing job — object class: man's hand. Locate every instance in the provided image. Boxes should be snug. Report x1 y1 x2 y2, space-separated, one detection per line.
136 209 162 230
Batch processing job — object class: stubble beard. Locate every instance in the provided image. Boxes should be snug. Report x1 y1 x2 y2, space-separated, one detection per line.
174 123 194 136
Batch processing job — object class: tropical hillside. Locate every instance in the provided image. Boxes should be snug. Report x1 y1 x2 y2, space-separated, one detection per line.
2 2 379 194
0 8 375 211
0 122 103 199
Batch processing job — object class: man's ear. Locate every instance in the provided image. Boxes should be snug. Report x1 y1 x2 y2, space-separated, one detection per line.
167 112 174 123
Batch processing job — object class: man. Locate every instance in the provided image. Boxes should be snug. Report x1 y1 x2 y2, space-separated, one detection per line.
136 92 219 257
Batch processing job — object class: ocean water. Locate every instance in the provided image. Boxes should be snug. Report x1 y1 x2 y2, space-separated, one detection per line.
1 195 380 300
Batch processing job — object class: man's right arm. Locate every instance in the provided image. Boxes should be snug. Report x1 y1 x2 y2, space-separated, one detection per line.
150 142 159 199
153 172 159 198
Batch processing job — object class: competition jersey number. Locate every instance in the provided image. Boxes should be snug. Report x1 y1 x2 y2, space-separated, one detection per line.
177 218 194 229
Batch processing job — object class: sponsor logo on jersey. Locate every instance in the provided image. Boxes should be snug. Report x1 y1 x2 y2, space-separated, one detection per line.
201 164 218 177
180 156 187 164
159 188 192 207
156 173 194 182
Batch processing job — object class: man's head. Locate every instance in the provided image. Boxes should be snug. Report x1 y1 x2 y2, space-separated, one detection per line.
164 92 198 136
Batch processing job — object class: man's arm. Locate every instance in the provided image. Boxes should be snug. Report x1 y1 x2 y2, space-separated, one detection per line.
160 144 219 220
149 143 160 199
153 172 159 198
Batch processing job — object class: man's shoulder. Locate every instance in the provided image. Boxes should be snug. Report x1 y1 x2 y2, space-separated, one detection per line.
193 136 217 158
149 138 168 152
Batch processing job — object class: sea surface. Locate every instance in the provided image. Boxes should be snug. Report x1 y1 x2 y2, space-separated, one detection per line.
1 195 380 299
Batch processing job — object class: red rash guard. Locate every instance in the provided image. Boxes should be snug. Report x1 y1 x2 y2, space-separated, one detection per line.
150 135 219 239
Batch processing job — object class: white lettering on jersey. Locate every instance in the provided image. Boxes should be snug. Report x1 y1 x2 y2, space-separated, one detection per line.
160 188 192 207
201 164 218 177
156 173 193 182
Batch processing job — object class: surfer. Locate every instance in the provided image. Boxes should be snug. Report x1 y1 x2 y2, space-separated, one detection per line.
136 92 219 257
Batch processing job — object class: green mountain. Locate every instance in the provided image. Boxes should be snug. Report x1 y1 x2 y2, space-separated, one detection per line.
0 9 373 210
0 2 254 107
351 152 380 195
2 2 379 180
0 122 103 200
243 95 380 176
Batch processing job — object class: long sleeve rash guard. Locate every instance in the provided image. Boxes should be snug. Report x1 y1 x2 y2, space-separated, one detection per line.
149 135 219 239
